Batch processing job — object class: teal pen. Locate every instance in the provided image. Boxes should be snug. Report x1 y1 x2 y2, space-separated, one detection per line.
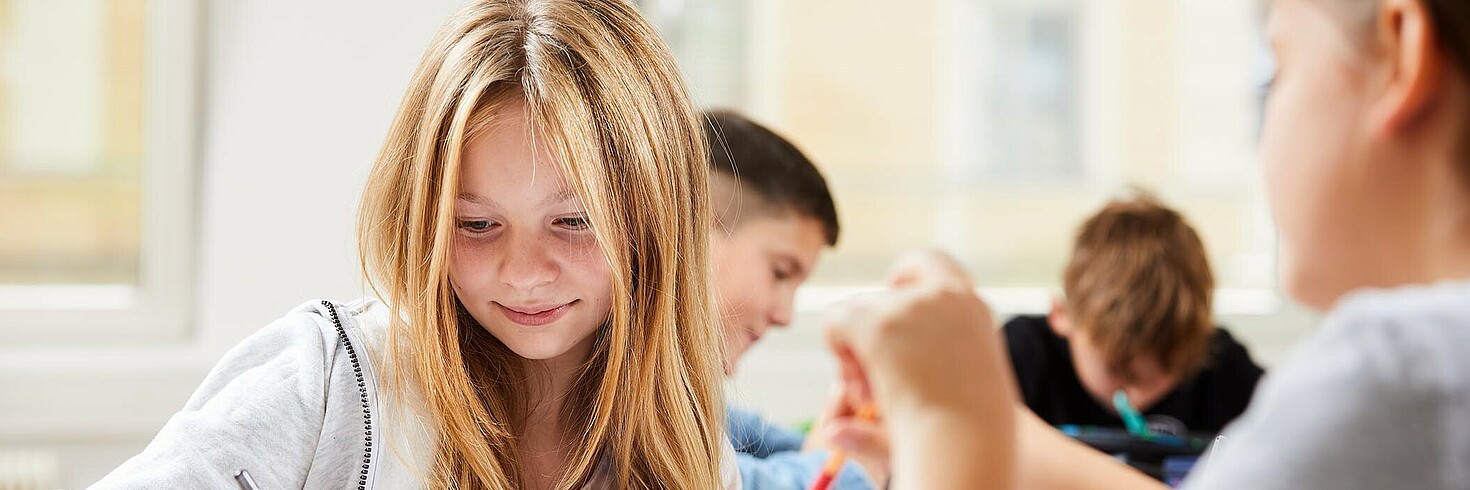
1112 390 1151 437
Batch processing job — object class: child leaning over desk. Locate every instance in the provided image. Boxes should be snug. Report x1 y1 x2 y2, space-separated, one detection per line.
1005 193 1264 436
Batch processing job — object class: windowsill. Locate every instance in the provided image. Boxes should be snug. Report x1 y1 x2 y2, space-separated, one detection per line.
797 285 1283 317
0 341 225 441
0 284 138 310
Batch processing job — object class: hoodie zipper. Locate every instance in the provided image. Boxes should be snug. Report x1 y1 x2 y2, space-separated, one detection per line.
321 301 373 490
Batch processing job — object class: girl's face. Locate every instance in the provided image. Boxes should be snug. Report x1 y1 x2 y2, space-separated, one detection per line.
450 98 614 364
1262 0 1398 309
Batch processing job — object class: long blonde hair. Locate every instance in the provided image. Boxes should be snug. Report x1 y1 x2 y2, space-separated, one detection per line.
356 1 725 488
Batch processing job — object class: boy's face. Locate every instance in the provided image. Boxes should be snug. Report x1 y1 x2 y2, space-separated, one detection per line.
712 213 828 374
1049 303 1182 413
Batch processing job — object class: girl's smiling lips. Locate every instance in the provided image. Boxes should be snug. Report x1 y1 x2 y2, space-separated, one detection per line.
495 301 577 326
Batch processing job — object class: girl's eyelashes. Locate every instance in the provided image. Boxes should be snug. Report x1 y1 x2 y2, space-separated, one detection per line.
455 216 589 234
457 219 497 234
555 215 591 230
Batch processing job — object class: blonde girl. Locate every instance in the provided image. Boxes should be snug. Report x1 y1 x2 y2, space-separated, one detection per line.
94 0 738 488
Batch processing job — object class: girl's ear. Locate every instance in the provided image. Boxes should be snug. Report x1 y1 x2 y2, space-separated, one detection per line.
1370 0 1449 137
1048 296 1075 339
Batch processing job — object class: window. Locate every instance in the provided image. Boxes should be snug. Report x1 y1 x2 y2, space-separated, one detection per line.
648 0 1276 314
928 0 1276 310
645 0 1294 429
640 0 751 110
0 0 199 342
974 1 1082 181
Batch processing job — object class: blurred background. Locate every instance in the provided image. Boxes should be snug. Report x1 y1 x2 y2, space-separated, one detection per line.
0 0 1312 487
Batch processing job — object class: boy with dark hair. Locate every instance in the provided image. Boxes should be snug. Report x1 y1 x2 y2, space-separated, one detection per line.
702 110 877 489
705 109 840 371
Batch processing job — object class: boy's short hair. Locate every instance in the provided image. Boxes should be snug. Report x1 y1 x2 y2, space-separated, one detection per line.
702 110 840 246
1063 191 1215 382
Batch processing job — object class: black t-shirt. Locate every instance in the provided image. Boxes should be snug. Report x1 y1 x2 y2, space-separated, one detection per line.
1002 315 1265 435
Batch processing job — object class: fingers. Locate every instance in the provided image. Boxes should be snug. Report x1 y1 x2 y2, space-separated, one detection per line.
821 292 889 408
820 382 859 421
820 288 922 414
821 418 893 487
804 384 848 450
822 418 891 457
817 249 1021 489
823 270 1005 418
885 249 972 291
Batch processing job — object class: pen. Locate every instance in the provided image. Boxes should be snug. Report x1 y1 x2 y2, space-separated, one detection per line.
235 469 260 490
1112 390 1151 437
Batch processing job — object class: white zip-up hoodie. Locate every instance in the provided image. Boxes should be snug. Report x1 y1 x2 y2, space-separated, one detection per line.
91 299 741 489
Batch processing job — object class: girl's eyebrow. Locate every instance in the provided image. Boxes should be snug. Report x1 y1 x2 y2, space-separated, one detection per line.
540 188 578 207
457 193 497 207
457 189 578 208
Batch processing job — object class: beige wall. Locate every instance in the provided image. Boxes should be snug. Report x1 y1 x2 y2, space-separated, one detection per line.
761 0 947 282
743 0 1270 288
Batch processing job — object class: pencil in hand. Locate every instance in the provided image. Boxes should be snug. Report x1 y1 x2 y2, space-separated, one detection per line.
808 405 878 490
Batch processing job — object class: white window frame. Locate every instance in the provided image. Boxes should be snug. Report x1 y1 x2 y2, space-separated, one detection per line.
930 0 1285 318
0 0 201 344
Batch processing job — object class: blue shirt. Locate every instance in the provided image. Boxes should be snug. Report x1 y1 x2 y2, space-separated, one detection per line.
727 406 878 489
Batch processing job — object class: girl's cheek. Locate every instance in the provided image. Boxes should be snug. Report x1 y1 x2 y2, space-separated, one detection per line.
450 238 501 281
570 231 600 250
562 233 607 266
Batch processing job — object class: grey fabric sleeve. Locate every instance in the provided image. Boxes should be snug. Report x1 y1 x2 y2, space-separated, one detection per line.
90 310 335 489
1180 294 1448 490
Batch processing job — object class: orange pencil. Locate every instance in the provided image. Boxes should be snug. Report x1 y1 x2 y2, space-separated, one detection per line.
808 405 877 490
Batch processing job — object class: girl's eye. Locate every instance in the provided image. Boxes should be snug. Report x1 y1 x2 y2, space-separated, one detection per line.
557 216 591 230
458 219 494 232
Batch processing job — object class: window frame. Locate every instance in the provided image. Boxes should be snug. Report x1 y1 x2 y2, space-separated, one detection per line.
930 0 1284 315
0 0 201 344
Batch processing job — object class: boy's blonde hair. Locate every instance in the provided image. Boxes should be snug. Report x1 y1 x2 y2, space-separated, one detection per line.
1063 192 1215 382
357 1 724 488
